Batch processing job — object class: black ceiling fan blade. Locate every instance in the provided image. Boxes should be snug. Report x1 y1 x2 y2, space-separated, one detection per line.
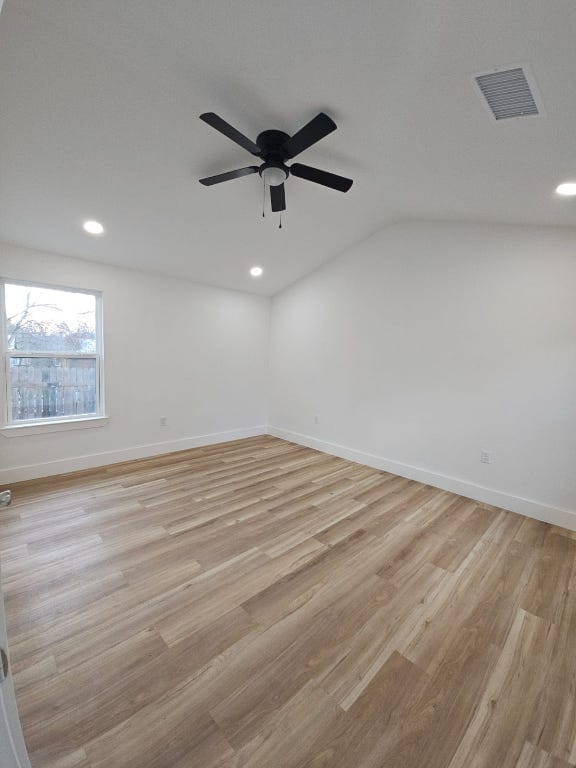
290 163 353 192
270 183 286 212
199 166 259 186
281 112 337 158
200 113 261 156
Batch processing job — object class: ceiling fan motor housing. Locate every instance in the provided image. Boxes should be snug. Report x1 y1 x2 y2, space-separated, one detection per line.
256 129 291 158
257 130 291 185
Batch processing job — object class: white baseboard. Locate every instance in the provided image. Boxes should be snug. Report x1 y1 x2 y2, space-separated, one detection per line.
0 426 267 484
267 426 576 532
5 424 575 532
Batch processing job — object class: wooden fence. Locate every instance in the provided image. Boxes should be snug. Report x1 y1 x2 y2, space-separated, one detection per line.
9 357 97 421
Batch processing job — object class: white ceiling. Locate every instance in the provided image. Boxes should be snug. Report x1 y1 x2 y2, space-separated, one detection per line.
1 1 576 296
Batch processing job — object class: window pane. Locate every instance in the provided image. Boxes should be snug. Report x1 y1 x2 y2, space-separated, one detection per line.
9 357 97 421
5 283 96 353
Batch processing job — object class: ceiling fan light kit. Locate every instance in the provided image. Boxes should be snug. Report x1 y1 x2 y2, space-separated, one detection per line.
261 165 287 187
199 111 353 223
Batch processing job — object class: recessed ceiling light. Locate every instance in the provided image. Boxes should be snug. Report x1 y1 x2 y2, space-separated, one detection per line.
250 266 263 277
555 183 576 197
83 220 104 235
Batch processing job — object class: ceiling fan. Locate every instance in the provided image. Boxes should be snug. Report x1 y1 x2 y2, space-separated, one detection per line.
198 112 353 217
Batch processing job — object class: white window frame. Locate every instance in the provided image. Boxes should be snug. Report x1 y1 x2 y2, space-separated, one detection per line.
0 279 107 436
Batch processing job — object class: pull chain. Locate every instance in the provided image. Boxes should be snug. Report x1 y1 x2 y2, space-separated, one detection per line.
279 211 282 229
262 178 266 218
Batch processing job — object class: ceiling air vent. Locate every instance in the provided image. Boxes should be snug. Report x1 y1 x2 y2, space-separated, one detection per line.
474 65 544 121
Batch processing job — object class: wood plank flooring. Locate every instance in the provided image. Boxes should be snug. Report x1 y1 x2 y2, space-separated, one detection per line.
1 435 575 768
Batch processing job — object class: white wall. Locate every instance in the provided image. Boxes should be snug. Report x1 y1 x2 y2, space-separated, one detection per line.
269 221 576 528
0 242 270 481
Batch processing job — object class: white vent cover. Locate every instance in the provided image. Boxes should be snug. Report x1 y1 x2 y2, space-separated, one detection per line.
474 65 544 121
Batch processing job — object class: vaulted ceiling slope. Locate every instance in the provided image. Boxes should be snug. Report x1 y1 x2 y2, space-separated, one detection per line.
1 1 576 295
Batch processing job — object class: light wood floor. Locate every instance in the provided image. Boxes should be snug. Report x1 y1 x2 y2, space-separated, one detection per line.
1 436 575 768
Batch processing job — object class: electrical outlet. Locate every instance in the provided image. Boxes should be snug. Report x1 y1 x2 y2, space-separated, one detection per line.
480 449 493 464
160 416 168 427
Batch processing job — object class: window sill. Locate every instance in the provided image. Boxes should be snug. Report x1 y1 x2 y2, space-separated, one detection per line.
0 416 109 437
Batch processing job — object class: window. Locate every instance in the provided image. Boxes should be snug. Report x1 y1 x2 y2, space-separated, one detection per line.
1 280 104 426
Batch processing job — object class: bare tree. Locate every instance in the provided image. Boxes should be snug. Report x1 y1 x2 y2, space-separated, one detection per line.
7 291 95 352
7 291 60 348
